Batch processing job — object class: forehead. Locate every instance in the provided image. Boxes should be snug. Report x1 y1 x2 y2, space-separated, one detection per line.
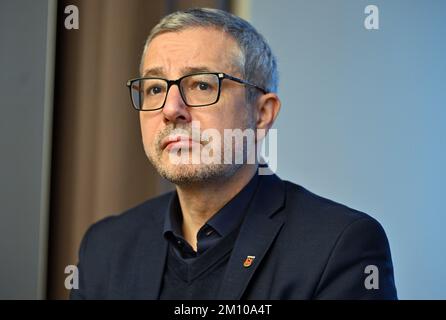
142 27 241 77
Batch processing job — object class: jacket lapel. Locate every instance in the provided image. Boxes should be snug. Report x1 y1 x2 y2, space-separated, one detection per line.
217 174 286 299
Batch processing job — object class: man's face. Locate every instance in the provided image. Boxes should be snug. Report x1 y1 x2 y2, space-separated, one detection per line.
140 27 255 185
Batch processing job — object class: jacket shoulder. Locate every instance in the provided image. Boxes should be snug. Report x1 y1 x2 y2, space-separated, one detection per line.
80 191 173 256
71 191 173 299
276 180 396 299
87 192 173 241
283 179 378 230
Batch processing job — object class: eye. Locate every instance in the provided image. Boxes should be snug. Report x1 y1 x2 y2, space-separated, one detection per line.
146 86 163 95
183 75 217 93
197 82 210 91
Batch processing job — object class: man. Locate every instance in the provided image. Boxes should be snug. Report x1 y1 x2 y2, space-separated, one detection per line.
71 8 397 299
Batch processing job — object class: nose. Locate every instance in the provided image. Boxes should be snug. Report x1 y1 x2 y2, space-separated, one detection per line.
162 84 191 124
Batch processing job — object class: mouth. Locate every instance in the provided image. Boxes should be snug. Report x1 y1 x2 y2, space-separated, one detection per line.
161 135 200 151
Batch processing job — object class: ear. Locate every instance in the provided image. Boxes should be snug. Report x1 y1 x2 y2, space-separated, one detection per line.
254 93 281 141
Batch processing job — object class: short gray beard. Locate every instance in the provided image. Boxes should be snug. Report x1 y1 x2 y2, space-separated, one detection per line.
145 110 256 186
153 160 242 186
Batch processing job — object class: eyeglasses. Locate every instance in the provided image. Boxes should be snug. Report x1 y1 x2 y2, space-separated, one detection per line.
126 72 267 111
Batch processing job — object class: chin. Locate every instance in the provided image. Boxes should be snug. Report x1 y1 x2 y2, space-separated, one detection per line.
157 163 240 186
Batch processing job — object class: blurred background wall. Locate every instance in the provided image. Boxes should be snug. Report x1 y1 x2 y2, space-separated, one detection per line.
0 0 445 299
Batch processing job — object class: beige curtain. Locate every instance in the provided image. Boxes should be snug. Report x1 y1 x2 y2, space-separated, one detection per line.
47 0 230 300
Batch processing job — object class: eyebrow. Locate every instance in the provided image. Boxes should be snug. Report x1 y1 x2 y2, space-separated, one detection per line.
142 66 216 78
142 67 164 77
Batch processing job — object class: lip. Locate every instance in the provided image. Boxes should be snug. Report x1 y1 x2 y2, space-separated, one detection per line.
161 135 200 151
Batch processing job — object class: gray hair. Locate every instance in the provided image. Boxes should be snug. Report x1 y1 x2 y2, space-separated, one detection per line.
140 8 278 103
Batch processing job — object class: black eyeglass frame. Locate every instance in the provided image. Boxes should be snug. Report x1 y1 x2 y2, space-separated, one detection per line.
126 72 267 111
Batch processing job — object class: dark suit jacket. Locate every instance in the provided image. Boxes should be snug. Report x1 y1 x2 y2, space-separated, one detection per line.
71 174 397 299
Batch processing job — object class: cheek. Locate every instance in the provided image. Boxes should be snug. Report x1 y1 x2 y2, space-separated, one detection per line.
193 111 232 133
218 95 251 128
139 115 159 146
223 112 243 129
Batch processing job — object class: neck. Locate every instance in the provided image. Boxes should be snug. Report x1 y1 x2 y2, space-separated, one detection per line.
176 164 257 251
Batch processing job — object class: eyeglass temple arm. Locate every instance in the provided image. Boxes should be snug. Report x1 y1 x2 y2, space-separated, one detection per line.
222 74 267 94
